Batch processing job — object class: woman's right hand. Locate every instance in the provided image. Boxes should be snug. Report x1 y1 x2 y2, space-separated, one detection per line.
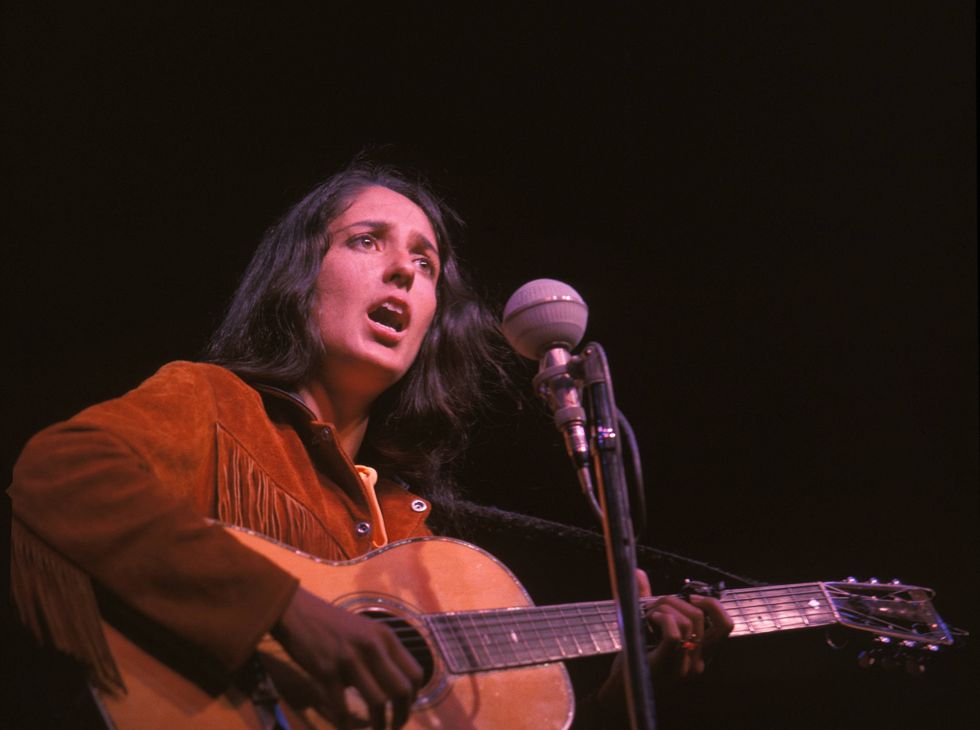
271 586 423 730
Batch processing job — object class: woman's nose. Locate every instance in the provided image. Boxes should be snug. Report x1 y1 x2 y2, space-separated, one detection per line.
384 248 415 289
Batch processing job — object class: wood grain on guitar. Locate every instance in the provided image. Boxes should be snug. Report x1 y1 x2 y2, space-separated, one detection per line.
97 526 575 729
94 524 954 729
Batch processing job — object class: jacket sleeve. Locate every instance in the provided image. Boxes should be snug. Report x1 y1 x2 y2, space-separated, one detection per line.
9 362 299 680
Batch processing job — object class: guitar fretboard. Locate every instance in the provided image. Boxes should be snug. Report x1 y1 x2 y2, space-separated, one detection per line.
427 583 836 673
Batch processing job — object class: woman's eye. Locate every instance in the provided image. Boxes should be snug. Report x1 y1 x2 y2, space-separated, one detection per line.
416 256 437 276
351 234 378 249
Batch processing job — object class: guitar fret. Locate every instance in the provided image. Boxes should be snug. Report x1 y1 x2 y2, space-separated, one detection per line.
430 603 626 671
491 608 607 642
530 611 550 661
568 606 611 655
429 583 848 672
467 613 495 668
429 614 478 672
554 605 612 655
489 618 521 666
569 605 589 656
586 604 618 654
546 612 572 658
761 591 781 630
554 613 579 658
722 584 834 637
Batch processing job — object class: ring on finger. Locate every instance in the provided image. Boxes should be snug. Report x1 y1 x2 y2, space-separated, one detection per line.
681 634 700 651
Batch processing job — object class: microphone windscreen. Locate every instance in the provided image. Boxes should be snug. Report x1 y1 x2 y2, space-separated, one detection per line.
501 279 588 360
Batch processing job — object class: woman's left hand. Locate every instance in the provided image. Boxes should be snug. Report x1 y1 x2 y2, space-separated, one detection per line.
596 570 734 716
635 569 733 680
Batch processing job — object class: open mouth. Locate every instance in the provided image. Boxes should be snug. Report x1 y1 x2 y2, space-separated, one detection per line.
367 301 408 333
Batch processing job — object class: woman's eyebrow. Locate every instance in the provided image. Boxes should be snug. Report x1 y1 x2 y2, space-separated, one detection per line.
409 233 439 258
331 219 390 235
331 219 438 257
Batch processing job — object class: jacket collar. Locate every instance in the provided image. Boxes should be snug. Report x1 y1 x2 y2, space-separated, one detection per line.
249 381 369 500
251 382 318 421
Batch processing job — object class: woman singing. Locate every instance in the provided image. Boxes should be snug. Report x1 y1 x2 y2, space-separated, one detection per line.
10 161 730 729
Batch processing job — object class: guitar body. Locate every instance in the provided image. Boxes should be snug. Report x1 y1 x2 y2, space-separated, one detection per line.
96 528 575 729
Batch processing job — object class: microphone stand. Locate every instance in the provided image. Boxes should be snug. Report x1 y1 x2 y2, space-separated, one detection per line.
577 342 656 730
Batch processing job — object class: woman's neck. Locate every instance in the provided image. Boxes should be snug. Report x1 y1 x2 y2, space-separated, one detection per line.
297 380 373 459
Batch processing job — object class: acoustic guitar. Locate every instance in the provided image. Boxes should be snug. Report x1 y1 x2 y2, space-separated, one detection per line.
93 524 954 729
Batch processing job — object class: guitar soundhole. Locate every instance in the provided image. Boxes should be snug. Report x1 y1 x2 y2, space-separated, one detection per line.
360 609 436 687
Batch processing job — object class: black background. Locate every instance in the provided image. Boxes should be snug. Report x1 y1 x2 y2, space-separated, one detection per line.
3 2 976 728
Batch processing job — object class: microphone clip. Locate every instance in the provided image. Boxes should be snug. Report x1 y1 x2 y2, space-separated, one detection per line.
531 348 589 463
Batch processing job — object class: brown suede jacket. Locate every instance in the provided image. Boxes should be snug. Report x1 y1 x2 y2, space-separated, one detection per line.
9 361 433 690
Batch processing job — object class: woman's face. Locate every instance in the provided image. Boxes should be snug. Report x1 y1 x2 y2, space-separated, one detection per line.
313 185 440 401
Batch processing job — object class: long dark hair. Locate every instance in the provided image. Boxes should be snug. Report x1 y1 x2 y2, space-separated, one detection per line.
204 161 510 502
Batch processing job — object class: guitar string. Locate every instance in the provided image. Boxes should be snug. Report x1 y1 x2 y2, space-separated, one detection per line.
410 602 839 664
400 604 888 671
369 585 843 665
379 603 834 642
423 613 839 665
395 608 840 670
366 591 922 668
423 610 836 651
412 587 831 628
422 610 837 662
427 610 617 664
374 591 835 640
413 594 834 637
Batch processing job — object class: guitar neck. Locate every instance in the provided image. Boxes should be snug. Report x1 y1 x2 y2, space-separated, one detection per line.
427 582 835 673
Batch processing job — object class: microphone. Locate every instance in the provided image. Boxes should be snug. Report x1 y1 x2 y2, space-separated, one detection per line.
501 279 590 469
504 280 656 728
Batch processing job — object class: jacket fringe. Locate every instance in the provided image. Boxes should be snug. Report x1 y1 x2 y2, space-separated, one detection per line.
216 427 336 557
10 519 125 695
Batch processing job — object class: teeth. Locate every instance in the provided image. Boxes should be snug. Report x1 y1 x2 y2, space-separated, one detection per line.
369 303 405 333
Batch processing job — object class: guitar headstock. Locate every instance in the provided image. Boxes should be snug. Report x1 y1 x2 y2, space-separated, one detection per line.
822 578 954 648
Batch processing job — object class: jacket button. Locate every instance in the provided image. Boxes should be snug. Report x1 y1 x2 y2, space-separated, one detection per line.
355 521 371 535
312 427 332 446
410 499 428 513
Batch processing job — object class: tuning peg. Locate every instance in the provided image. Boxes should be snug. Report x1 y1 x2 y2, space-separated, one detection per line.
868 577 879 584
845 576 858 583
890 578 902 585
858 635 935 674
